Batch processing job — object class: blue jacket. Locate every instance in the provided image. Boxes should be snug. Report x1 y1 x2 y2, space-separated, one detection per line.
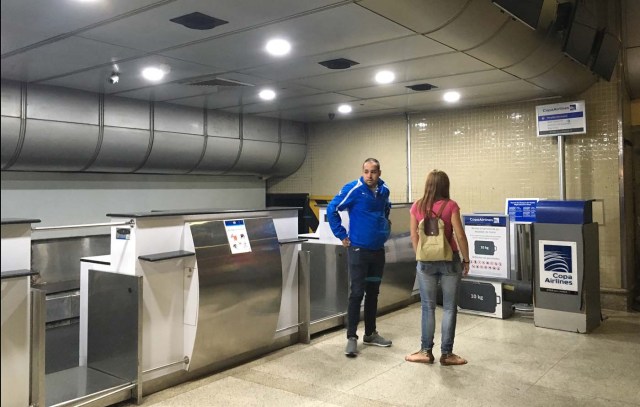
326 177 391 250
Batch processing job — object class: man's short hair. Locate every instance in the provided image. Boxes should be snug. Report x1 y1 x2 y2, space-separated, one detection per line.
363 158 380 170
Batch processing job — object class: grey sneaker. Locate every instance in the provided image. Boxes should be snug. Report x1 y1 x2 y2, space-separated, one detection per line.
345 337 358 357
363 331 392 347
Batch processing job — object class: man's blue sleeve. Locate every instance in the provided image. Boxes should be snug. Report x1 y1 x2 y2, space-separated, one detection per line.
326 184 351 241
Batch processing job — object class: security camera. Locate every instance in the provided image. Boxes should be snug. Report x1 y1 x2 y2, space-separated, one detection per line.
328 113 335 120
107 72 119 84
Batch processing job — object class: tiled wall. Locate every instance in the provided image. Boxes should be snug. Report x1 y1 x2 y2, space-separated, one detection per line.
268 79 623 290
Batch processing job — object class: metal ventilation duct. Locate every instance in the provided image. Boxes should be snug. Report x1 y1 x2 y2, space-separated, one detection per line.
0 80 306 177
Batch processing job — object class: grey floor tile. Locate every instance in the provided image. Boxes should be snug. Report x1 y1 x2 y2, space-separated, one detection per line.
118 307 640 407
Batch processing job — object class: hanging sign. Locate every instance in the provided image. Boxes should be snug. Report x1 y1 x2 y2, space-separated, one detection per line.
536 100 586 137
224 219 252 254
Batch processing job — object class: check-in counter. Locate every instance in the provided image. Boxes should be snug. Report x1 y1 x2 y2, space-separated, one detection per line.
299 204 417 334
1 218 40 407
97 207 301 394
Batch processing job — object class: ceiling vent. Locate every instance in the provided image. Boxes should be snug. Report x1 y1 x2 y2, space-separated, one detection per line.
318 58 360 70
177 76 254 87
170 12 228 30
406 83 437 91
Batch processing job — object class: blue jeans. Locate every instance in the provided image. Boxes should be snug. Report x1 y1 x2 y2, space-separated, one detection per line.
346 246 385 339
416 253 462 353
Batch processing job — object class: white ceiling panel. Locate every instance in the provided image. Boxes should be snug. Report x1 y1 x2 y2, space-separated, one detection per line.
160 4 413 71
0 0 161 55
358 0 469 34
368 80 545 109
2 0 631 122
241 35 453 82
169 83 321 110
343 70 518 99
42 55 221 95
2 36 144 82
80 0 343 52
427 0 509 51
289 52 492 92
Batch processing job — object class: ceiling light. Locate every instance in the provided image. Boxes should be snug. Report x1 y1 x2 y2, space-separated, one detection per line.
265 39 291 56
337 104 352 114
107 71 119 84
259 89 276 100
443 91 461 103
141 66 166 81
375 70 395 84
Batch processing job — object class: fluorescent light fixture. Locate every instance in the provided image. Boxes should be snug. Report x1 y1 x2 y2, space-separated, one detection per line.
141 66 166 81
259 89 276 100
443 91 461 103
375 70 395 84
337 104 352 114
265 39 291 56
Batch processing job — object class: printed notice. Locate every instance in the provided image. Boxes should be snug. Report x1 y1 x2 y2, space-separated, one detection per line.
538 240 578 295
536 100 586 137
224 219 252 254
463 215 509 279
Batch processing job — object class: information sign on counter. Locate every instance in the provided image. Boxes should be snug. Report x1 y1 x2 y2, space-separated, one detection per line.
506 199 538 223
536 100 586 137
224 219 252 254
463 214 509 279
538 240 578 295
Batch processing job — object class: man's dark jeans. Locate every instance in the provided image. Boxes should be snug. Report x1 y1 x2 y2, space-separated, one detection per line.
346 246 385 339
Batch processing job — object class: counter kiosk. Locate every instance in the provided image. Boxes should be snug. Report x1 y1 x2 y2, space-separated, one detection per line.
91 207 301 396
533 200 601 333
299 203 417 335
1 218 40 407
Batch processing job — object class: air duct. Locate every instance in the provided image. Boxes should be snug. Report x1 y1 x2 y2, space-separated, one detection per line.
0 80 306 177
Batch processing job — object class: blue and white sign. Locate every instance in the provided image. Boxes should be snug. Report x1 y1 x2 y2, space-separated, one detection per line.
538 240 578 295
506 199 538 223
463 214 509 279
224 219 252 254
536 100 586 137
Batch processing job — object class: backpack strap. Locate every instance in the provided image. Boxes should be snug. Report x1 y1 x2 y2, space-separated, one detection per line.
434 199 449 219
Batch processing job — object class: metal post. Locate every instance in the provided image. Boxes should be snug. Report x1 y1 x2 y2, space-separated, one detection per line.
297 250 311 344
558 135 566 200
406 113 413 202
30 288 46 407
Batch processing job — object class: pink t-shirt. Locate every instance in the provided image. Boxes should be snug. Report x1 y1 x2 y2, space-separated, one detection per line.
410 199 460 252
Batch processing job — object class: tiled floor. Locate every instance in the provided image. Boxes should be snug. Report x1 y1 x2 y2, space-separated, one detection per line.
125 305 640 406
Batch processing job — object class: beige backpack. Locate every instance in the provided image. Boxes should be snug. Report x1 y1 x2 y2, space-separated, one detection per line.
416 200 453 261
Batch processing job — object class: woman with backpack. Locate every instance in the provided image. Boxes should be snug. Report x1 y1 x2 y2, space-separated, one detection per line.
405 169 471 366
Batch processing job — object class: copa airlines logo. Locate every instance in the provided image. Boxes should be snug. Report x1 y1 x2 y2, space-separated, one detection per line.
543 244 571 273
541 104 577 113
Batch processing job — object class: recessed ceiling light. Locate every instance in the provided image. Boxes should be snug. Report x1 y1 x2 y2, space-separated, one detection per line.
443 91 461 103
265 39 291 56
259 89 276 100
141 66 166 81
337 104 352 114
375 70 395 84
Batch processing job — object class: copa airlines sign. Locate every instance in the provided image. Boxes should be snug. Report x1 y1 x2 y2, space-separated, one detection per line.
536 100 586 137
538 240 578 295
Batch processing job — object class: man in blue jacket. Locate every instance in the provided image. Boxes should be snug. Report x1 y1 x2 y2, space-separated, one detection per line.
327 158 392 357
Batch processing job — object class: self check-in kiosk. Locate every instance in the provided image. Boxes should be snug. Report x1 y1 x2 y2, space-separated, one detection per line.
532 200 600 333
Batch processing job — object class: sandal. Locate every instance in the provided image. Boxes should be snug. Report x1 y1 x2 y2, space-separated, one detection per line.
405 349 434 364
439 353 467 366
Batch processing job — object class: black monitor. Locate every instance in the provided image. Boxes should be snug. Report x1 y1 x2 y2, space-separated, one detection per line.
492 0 545 30
591 31 620 81
562 0 599 66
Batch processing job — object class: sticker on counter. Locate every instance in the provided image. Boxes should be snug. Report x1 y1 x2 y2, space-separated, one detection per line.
538 240 578 295
116 228 131 240
224 219 252 254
